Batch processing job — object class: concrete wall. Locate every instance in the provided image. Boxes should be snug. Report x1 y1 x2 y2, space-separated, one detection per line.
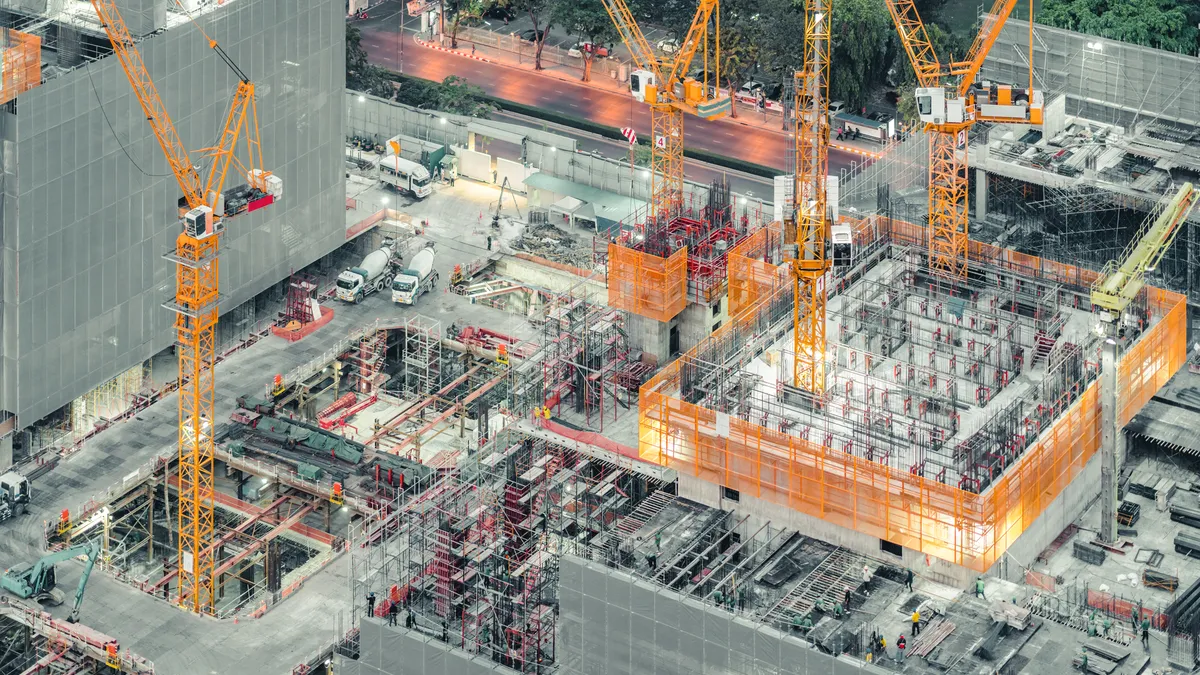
345 618 512 675
559 554 889 675
981 18 1200 128
0 0 345 427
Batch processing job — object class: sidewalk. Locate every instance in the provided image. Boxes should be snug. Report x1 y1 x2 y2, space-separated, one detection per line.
413 30 889 161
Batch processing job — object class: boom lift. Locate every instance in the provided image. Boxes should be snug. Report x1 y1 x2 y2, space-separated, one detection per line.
885 0 1042 278
600 0 731 219
89 0 280 614
1091 183 1198 543
790 0 833 394
1 542 101 623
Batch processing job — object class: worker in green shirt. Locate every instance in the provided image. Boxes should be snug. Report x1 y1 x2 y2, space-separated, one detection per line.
791 613 813 634
1142 617 1151 650
713 590 724 607
975 576 986 599
1080 647 1088 672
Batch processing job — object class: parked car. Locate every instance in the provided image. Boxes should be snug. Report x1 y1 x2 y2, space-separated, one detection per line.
828 100 847 117
657 38 680 54
484 4 516 21
568 42 609 58
518 28 546 42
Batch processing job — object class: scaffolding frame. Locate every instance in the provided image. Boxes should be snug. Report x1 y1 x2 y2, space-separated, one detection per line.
640 215 1187 572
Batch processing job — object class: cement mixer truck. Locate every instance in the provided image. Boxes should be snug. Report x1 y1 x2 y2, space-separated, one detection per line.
392 244 439 305
336 237 401 303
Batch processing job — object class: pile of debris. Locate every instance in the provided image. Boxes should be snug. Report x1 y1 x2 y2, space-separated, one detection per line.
512 222 593 269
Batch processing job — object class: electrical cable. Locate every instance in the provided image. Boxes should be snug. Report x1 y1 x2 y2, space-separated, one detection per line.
85 62 172 177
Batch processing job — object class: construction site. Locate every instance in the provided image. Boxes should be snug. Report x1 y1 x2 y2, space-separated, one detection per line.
0 0 1199 674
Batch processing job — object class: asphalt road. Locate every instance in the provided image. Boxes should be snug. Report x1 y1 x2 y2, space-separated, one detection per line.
354 9 864 176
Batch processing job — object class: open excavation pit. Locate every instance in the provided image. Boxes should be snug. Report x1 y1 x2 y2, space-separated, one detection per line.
640 215 1186 574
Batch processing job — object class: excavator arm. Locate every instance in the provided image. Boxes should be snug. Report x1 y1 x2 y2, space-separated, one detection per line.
950 0 1019 96
0 543 98 602
884 0 944 88
67 543 100 623
89 0 204 210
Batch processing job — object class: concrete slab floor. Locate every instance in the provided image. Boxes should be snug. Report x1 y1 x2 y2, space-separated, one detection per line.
0 184 560 674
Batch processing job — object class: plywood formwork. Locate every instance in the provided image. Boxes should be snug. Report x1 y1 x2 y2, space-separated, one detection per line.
606 243 688 321
639 216 1186 572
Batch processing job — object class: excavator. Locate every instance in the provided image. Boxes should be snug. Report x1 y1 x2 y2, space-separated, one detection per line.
0 542 100 623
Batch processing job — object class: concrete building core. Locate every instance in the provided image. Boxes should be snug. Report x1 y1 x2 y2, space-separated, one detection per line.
0 0 345 467
640 215 1186 583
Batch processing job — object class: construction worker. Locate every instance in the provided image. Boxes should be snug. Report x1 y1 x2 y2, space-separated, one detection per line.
713 590 725 608
896 634 906 662
1141 617 1151 650
645 552 657 572
905 568 914 592
861 564 872 592
388 601 399 626
655 531 662 551
975 576 987 599
843 585 852 608
1080 647 1088 672
366 591 376 618
792 613 813 634
912 608 921 636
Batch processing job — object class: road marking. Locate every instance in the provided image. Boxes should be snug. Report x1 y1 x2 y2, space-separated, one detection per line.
569 103 580 108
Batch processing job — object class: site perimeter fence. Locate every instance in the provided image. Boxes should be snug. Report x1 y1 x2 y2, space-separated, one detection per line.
639 216 1187 573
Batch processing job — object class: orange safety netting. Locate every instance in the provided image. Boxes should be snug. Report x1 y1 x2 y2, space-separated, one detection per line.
607 243 687 322
727 223 787 318
639 216 1187 572
0 29 40 105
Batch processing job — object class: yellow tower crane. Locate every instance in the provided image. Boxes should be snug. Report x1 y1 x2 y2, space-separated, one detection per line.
885 0 1042 278
1091 183 1197 544
600 0 731 219
90 0 278 614
790 0 833 394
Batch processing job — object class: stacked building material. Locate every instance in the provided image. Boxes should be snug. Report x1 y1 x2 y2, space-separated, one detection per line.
909 619 954 657
1142 568 1179 592
1169 501 1200 528
1073 541 1107 565
1116 501 1140 527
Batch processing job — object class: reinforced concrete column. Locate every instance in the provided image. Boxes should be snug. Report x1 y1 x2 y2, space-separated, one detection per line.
0 434 11 472
1099 336 1119 543
975 168 988 222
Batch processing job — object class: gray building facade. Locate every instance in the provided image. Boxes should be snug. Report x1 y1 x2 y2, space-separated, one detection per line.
0 0 346 446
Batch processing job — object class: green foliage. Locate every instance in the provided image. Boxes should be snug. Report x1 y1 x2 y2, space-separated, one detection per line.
828 0 892 108
715 0 762 96
346 25 398 99
1038 0 1200 52
394 76 498 117
446 0 489 47
552 0 618 80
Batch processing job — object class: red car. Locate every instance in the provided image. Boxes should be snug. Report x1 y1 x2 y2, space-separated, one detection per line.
570 42 609 58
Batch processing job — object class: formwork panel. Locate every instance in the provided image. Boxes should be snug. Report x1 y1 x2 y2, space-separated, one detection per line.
607 244 688 321
639 220 1187 572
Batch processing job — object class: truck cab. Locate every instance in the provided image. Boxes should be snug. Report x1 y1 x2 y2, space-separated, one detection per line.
392 271 423 305
336 268 371 303
0 470 31 520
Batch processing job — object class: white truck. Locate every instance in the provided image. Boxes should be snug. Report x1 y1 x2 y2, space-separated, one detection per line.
377 155 432 199
392 245 439 305
0 470 31 523
337 238 401 303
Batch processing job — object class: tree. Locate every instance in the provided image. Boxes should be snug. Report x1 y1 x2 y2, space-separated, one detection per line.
514 0 554 70
1039 0 1199 53
714 0 762 118
552 0 618 81
446 0 489 49
395 76 497 117
347 25 398 99
828 0 892 109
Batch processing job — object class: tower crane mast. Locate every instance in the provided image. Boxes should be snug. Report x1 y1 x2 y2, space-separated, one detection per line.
885 0 1042 278
791 0 832 394
90 0 277 614
599 0 730 220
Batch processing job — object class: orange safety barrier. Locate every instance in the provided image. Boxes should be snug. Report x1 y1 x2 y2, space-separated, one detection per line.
607 243 687 322
0 30 40 105
727 223 787 318
639 216 1187 572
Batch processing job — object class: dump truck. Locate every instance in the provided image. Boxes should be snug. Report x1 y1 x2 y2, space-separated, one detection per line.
337 237 400 303
392 244 439 305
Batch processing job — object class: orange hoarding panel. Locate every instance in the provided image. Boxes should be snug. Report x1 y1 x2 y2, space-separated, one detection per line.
727 224 786 319
639 219 1187 572
607 244 687 322
0 30 40 105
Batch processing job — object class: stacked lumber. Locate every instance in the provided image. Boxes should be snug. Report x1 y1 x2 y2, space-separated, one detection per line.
989 600 1031 629
909 619 954 658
